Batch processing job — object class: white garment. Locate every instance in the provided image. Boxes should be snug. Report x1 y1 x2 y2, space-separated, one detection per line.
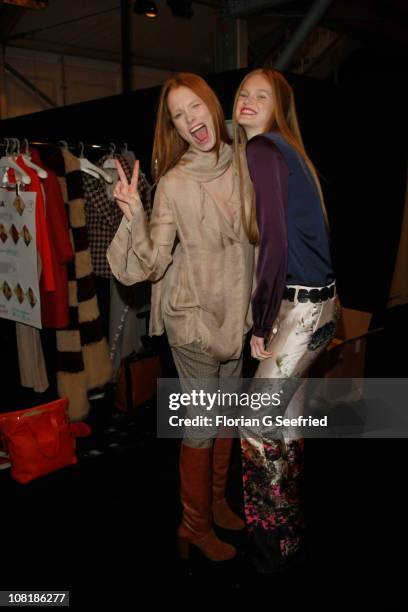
15 251 49 393
16 322 49 393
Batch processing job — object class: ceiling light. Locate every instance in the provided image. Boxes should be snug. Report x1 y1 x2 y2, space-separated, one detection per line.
134 1 158 19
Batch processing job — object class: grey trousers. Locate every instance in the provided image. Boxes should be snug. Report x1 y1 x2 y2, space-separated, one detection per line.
171 341 243 448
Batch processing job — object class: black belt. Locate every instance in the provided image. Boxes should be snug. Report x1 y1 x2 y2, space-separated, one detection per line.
283 284 335 303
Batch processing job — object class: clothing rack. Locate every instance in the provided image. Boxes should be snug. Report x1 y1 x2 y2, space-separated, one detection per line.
0 138 153 192
0 139 129 151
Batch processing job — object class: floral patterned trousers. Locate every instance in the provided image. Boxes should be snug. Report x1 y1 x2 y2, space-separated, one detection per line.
241 284 339 572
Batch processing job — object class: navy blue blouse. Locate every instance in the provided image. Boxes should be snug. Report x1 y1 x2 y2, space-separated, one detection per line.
247 132 334 337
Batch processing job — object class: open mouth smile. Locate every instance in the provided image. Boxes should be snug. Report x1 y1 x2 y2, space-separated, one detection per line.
240 107 257 116
190 123 210 144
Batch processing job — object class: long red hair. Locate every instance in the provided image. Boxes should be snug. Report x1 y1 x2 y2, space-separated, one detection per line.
233 68 329 244
151 72 231 181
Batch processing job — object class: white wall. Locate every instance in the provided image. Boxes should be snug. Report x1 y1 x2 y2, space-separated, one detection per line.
3 47 172 119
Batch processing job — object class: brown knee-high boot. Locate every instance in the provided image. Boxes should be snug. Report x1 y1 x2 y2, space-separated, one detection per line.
178 443 236 561
212 437 245 530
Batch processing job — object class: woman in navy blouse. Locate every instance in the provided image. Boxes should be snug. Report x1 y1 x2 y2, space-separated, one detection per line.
233 68 339 572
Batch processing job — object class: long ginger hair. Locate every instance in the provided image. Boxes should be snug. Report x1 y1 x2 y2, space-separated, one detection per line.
233 68 329 244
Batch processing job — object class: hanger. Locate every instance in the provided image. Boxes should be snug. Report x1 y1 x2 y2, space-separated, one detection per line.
0 138 31 185
103 143 117 170
20 138 48 179
75 141 99 179
77 141 113 183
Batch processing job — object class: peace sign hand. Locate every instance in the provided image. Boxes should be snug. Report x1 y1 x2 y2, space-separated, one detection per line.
113 159 141 222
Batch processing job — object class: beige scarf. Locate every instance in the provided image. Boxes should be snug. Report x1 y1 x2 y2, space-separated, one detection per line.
174 141 253 241
176 141 232 182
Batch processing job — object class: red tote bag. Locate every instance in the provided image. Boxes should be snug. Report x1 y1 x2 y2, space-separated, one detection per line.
0 398 77 484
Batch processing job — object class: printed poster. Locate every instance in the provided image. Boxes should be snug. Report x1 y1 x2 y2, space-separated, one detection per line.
0 190 41 328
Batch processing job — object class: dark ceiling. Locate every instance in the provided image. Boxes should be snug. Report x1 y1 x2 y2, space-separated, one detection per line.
0 0 407 77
